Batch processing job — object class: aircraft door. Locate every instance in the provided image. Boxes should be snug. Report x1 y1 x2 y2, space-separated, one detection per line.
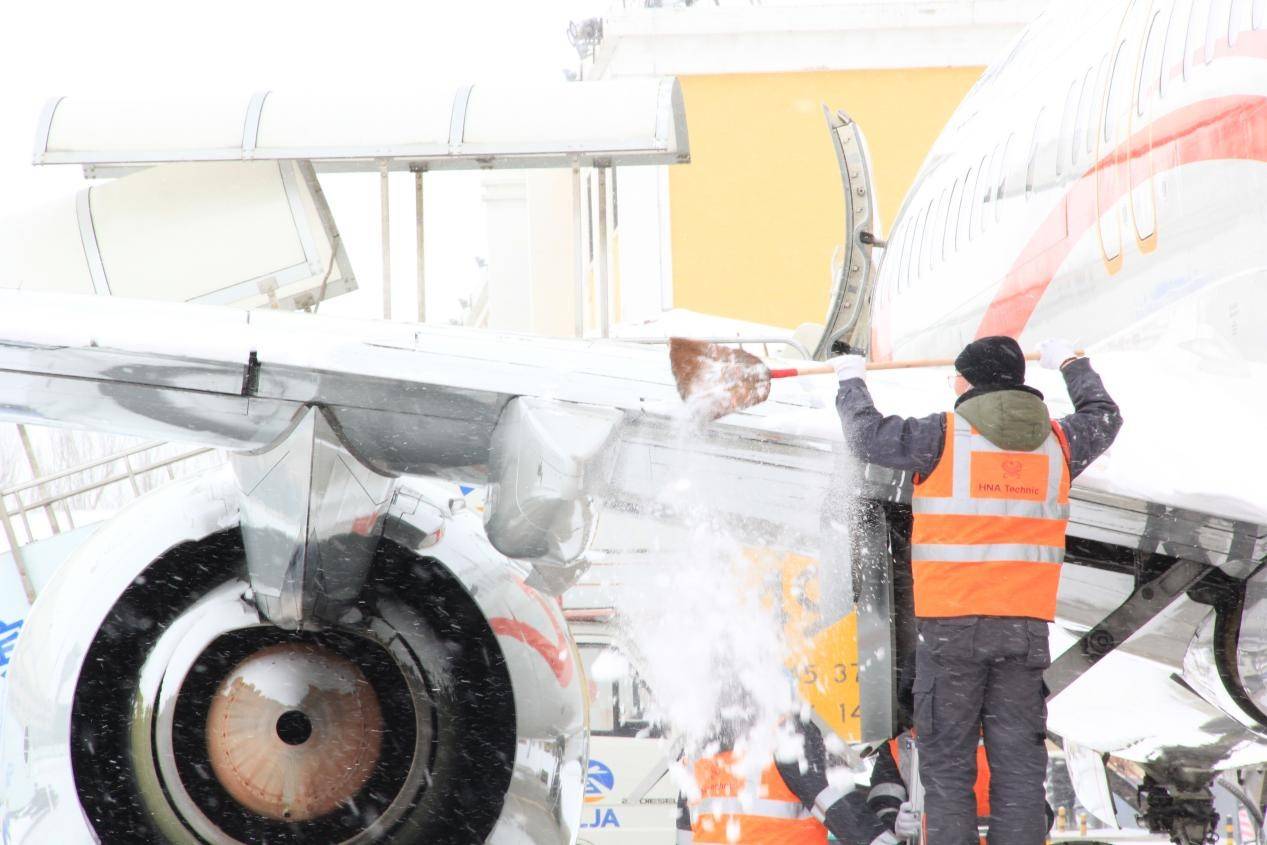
1131 2 1168 247
814 107 883 359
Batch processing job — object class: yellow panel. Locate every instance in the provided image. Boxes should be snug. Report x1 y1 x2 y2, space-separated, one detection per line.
792 614 862 742
669 69 982 328
747 548 862 742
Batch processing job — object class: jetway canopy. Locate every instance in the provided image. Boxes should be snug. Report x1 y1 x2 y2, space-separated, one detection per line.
0 160 353 309
33 78 689 173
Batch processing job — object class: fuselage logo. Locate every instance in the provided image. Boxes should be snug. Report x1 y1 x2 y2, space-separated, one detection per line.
0 618 24 679
585 759 615 803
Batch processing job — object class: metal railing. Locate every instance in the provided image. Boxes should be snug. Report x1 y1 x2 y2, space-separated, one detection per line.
0 435 221 604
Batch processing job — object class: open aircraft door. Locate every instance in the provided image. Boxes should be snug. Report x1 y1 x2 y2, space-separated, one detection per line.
814 107 884 360
0 160 354 309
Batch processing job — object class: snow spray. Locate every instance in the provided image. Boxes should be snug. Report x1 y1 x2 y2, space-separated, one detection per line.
611 394 863 819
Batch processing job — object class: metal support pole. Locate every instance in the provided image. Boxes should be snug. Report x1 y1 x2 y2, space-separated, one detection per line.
122 454 142 497
572 160 585 338
0 499 37 604
15 424 59 535
596 166 610 338
414 169 426 323
380 161 392 320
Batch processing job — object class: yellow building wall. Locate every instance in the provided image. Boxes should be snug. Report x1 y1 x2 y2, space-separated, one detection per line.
669 69 982 329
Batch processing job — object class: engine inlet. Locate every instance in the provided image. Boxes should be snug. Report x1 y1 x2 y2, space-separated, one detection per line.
206 643 383 821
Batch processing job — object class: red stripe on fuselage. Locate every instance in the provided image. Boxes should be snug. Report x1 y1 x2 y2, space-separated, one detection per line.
489 580 575 686
975 87 1267 340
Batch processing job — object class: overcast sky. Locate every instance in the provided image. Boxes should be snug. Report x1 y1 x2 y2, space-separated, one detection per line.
0 0 606 324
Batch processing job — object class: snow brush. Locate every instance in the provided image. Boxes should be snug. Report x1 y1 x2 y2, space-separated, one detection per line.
667 337 1050 422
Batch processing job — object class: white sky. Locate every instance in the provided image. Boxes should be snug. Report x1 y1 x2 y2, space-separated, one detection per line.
0 0 607 324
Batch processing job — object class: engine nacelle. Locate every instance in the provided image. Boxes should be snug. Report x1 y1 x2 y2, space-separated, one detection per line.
1 467 585 844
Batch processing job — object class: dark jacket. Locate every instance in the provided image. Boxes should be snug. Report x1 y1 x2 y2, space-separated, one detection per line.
835 357 1122 480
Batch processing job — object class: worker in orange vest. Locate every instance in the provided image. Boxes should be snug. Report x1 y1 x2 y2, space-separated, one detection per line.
675 716 907 845
829 336 1121 844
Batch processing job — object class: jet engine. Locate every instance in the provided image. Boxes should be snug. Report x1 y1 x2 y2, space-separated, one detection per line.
0 467 586 844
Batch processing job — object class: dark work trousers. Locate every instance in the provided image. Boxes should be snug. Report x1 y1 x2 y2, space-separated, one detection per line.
913 616 1050 845
827 791 890 845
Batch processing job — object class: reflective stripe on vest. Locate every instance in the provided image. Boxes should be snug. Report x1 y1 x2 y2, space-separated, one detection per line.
911 412 1071 620
689 753 825 845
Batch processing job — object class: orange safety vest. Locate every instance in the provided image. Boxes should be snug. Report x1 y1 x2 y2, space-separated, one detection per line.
690 751 825 845
911 411 1071 620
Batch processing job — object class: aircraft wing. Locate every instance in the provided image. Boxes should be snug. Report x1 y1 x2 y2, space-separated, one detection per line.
0 289 840 547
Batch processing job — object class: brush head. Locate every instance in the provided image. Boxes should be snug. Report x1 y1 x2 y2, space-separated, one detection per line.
668 337 772 423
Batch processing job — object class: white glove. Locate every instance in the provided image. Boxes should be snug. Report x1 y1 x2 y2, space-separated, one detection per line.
1038 338 1078 370
894 801 921 839
827 354 867 383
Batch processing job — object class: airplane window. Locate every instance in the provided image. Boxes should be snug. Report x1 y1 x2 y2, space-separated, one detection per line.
889 219 905 294
922 197 936 277
995 134 1013 223
972 153 988 237
1231 0 1251 44
1104 43 1127 144
932 187 949 270
1073 67 1094 166
1185 0 1209 78
1087 54 1108 155
1058 80 1078 176
913 202 930 285
1207 0 1233 61
1255 0 1266 29
1139 10 1166 116
945 178 961 259
1163 0 1192 95
900 211 916 290
895 222 911 294
1026 107 1047 198
961 166 976 246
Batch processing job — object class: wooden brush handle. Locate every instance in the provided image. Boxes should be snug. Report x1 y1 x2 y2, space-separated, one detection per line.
769 350 1076 379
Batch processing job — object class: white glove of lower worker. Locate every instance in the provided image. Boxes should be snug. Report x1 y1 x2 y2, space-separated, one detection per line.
894 801 921 840
827 353 867 383
1038 338 1078 370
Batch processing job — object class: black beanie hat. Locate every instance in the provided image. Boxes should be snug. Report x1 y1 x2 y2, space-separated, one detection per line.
954 335 1026 389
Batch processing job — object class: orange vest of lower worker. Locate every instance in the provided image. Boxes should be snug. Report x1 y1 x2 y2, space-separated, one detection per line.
911 411 1071 620
690 752 824 845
